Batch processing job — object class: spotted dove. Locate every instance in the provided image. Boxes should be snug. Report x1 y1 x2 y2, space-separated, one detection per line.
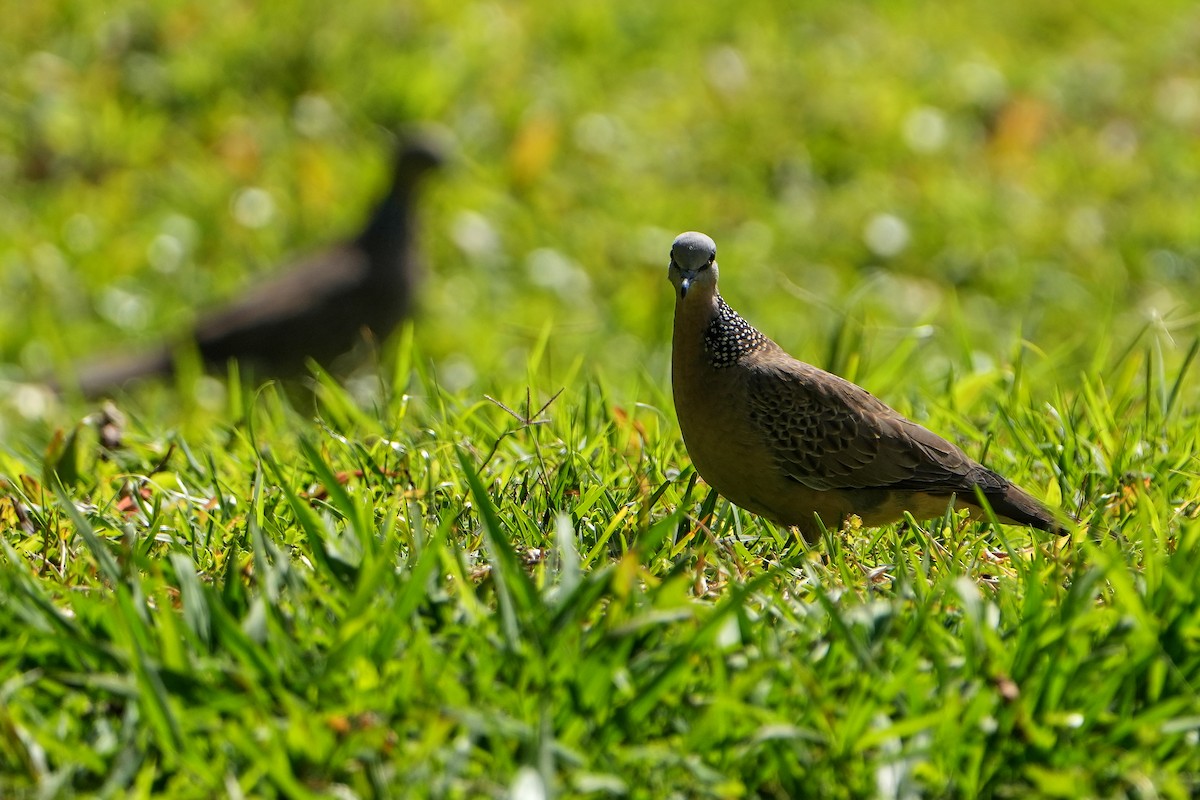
668 231 1071 542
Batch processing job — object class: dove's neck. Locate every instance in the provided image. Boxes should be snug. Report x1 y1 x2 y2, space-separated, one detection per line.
700 295 772 368
674 289 772 370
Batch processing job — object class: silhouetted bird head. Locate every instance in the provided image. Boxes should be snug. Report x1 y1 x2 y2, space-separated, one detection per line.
391 132 448 187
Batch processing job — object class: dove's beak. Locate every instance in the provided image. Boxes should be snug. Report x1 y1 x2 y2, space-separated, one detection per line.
679 275 691 299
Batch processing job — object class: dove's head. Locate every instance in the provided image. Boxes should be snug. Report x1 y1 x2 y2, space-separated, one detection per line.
668 231 718 301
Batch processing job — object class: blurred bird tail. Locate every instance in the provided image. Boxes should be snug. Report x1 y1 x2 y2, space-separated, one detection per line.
61 348 174 399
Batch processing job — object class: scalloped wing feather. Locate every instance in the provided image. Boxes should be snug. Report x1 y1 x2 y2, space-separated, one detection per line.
746 359 1007 494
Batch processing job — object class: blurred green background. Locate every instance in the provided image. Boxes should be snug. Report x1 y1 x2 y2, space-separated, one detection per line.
2 0 1199 417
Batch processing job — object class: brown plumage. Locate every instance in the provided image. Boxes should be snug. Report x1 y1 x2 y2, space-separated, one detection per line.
668 231 1072 542
64 134 444 397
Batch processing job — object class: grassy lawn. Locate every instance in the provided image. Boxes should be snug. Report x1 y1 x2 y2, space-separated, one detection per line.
2 0 1200 796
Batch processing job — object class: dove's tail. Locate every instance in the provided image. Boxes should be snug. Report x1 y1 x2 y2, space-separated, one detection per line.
981 483 1077 535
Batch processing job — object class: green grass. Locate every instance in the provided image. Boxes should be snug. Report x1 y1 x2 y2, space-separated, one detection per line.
4 0 1200 797
2 339 1199 797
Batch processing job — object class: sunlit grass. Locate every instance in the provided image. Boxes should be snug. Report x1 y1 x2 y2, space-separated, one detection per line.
3 328 1200 796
